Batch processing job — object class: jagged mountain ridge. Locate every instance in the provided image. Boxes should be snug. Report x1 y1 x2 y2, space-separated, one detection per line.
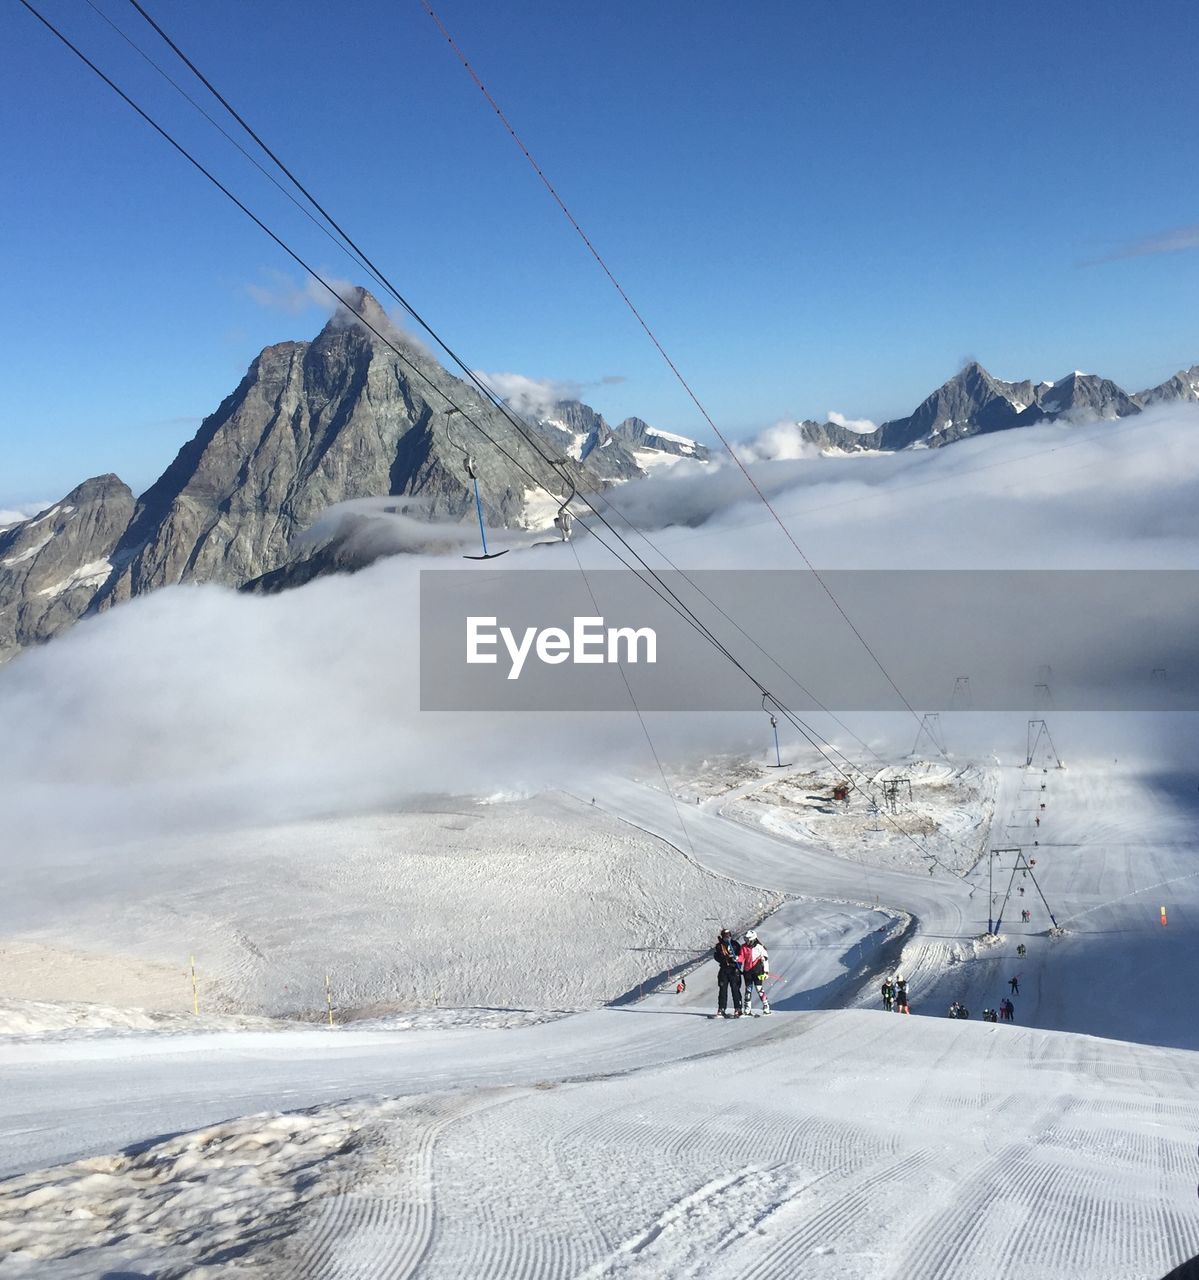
0 475 134 660
1 287 1195 660
799 360 1192 454
535 402 709 482
0 288 705 659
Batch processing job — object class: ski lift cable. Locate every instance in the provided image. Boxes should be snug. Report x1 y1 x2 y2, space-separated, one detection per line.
79 0 390 304
572 492 888 767
115 0 891 776
24 1 948 871
417 0 923 728
566 540 699 860
45 4 919 856
109 0 1118 804
116 0 764 639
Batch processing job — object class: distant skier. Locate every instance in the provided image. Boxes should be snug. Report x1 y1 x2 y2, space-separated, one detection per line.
881 976 895 1012
1001 998 1015 1021
948 1000 969 1019
1016 943 1027 958
895 975 910 1014
675 977 686 995
712 929 742 1018
738 929 771 1015
983 1008 998 1023
1008 975 1020 995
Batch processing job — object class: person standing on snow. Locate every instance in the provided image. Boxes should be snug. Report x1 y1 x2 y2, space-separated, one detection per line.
739 929 771 1015
1009 975 1020 995
881 976 895 1012
895 975 910 1013
712 929 742 1018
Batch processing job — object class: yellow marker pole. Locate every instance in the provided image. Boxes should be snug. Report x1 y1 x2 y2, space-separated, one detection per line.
190 955 199 1015
325 973 335 1026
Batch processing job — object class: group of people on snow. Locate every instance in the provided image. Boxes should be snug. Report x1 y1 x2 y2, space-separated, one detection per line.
713 928 771 1017
894 969 1022 1023
880 974 910 1013
955 976 1020 1023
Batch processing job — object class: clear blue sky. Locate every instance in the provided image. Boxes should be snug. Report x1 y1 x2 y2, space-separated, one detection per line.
2 0 1197 507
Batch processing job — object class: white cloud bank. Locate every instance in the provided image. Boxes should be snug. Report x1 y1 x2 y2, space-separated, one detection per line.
0 404 1196 860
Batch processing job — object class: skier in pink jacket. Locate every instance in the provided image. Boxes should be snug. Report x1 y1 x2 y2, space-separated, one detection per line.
738 930 771 1015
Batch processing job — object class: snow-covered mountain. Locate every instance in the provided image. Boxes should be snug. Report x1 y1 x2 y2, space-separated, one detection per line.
533 401 708 481
799 358 1198 454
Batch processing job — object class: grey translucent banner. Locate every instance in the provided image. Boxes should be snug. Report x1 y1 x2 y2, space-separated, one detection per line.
419 570 1199 712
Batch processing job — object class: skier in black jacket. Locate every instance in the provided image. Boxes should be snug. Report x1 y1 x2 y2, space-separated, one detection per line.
713 929 742 1018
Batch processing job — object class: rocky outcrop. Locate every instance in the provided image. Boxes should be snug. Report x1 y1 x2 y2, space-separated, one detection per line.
0 289 713 658
1014 371 1139 427
796 359 1199 454
0 475 134 662
532 401 709 480
1134 365 1199 408
1 297 1194 662
94 288 559 610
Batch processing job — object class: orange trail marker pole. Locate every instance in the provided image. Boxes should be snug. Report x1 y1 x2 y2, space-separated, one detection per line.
1160 906 1167 927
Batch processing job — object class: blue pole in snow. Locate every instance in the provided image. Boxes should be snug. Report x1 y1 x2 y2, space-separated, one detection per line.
473 477 489 556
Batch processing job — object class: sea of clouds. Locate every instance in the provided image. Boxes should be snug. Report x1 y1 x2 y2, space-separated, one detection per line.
0 404 1195 858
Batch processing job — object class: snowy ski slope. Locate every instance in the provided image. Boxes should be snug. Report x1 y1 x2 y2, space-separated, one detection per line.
1 751 1198 1278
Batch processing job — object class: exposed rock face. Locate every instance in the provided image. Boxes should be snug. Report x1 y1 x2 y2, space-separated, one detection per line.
796 362 1043 453
0 290 711 658
95 288 557 610
796 359 1199 454
1 294 1194 663
1134 365 1199 408
0 475 134 662
874 362 1043 448
532 401 709 481
1014 371 1140 427
796 418 876 453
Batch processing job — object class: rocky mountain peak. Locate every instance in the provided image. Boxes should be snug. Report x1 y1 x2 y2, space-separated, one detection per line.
319 285 401 347
3 291 1194 661
62 473 131 505
1135 364 1199 408
0 473 134 661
